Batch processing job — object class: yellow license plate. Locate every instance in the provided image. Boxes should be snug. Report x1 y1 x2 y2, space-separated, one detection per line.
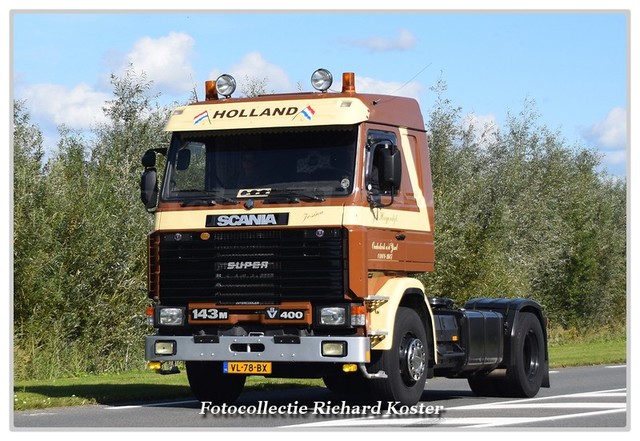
223 361 272 374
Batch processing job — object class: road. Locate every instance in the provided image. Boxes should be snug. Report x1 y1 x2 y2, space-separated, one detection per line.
13 364 627 430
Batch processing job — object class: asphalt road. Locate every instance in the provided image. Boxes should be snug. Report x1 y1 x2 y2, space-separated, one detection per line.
13 364 627 430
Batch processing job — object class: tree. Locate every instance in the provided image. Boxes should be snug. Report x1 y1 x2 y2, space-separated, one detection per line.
240 75 269 98
13 68 172 379
13 101 49 328
420 83 626 331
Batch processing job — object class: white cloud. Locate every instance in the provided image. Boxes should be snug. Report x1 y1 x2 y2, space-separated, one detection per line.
583 107 627 150
124 32 196 94
603 149 627 167
462 113 499 147
20 83 110 130
356 76 423 102
344 29 417 52
208 52 293 94
582 107 627 170
14 31 199 153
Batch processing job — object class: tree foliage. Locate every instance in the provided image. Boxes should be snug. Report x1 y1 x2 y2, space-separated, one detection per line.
13 70 170 380
13 74 626 380
420 82 626 329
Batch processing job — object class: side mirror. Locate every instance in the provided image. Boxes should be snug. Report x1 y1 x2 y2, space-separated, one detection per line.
380 147 402 191
140 168 158 209
140 148 166 211
141 149 157 168
367 141 402 208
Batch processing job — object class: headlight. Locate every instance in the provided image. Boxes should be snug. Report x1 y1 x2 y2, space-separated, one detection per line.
311 68 333 92
319 306 346 326
216 74 237 98
158 307 184 326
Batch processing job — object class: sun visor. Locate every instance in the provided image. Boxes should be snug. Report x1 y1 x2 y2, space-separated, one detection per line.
165 98 370 132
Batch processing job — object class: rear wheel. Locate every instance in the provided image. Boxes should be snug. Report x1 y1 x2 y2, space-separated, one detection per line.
185 361 246 403
467 376 502 396
368 307 429 405
469 312 545 397
503 312 545 397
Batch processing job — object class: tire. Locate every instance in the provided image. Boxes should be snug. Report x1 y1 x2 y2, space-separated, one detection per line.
323 372 371 401
467 376 502 396
502 312 545 397
185 361 246 404
368 307 429 405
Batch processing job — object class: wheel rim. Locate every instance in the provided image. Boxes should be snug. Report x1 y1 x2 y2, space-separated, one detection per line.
523 329 540 380
400 335 426 383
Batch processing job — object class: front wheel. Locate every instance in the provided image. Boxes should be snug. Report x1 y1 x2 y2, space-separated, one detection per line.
185 361 246 404
323 371 371 401
368 307 429 405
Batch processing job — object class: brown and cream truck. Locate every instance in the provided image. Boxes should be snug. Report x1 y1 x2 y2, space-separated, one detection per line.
140 69 550 406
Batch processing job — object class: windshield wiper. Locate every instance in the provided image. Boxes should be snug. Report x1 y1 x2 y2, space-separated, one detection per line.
181 199 217 207
262 189 326 204
178 191 238 207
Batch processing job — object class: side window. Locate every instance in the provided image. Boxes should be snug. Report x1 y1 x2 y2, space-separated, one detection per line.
172 141 207 191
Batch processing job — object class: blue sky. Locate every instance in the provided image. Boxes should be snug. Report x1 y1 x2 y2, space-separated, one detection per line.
8 5 632 178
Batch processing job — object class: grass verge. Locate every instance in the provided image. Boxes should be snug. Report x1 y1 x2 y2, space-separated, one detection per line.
13 372 323 411
14 336 626 411
548 336 626 368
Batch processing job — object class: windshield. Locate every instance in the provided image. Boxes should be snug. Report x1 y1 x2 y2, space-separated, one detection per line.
162 125 358 202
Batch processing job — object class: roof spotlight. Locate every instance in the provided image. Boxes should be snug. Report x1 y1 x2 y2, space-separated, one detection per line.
311 68 333 92
216 74 237 98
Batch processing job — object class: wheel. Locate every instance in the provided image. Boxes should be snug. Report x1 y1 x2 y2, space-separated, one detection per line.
502 312 545 397
185 361 246 403
368 307 429 405
323 371 371 401
467 376 502 396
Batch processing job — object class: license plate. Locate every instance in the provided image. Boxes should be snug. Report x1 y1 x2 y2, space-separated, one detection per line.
223 361 272 374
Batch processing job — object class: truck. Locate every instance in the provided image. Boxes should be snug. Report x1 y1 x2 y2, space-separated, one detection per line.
139 68 550 406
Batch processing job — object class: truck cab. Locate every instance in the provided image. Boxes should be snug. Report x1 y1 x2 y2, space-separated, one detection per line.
141 69 549 405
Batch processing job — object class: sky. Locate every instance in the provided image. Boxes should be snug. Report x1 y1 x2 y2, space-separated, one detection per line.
7 3 632 179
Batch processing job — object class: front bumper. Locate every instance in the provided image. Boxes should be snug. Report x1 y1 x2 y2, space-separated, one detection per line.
145 334 370 363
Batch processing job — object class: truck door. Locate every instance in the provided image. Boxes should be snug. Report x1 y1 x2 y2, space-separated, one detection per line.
362 127 432 272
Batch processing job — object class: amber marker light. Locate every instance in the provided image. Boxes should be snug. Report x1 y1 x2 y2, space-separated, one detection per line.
342 363 358 373
200 232 211 241
205 80 218 101
146 306 154 326
351 304 366 326
342 72 356 93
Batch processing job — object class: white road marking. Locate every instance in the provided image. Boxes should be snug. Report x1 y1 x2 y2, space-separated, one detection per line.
284 387 627 429
22 412 58 417
461 408 626 428
446 387 626 410
105 399 197 410
283 416 443 428
453 402 625 410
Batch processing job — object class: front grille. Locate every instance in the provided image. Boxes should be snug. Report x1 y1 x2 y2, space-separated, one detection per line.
152 228 347 304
